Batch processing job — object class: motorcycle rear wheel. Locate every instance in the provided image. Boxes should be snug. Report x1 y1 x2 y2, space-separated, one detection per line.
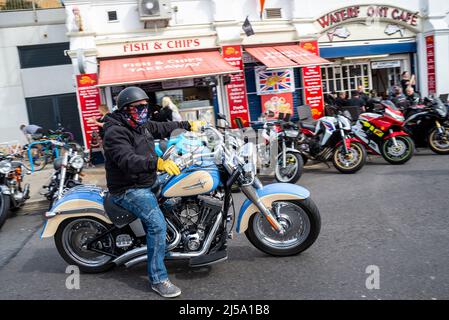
428 126 449 155
55 217 115 273
381 136 415 164
332 142 366 174
0 194 11 229
245 198 321 256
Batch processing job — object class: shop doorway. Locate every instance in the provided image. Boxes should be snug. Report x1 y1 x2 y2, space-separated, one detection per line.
371 62 401 97
110 77 218 124
26 93 84 144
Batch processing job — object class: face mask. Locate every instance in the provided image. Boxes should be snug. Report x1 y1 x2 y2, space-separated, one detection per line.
124 103 149 126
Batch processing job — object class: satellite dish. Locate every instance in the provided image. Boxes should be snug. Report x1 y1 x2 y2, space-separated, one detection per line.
76 49 86 74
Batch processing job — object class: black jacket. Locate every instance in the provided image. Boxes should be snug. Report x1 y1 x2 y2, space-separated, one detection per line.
103 112 191 194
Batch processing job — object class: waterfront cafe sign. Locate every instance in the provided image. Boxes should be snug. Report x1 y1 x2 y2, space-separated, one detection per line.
315 5 420 31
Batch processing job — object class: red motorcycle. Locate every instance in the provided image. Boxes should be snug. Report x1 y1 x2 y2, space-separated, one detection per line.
351 100 415 164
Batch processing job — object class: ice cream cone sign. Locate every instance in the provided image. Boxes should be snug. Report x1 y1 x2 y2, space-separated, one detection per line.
225 46 239 56
259 0 266 19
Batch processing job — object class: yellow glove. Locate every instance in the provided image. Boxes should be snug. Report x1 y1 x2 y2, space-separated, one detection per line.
189 120 207 132
157 158 181 176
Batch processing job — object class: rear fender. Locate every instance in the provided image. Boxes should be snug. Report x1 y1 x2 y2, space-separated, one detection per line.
236 183 310 234
40 199 111 238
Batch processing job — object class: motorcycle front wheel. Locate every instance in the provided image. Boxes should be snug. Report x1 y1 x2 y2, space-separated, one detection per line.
0 194 11 229
275 152 303 184
428 126 449 155
55 217 115 273
245 198 321 256
381 136 415 164
332 142 366 174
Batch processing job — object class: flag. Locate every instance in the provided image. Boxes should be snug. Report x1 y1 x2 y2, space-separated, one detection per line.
242 16 255 36
259 0 266 19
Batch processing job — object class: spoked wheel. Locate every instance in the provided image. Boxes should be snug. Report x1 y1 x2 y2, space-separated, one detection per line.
332 142 366 173
428 126 449 155
275 152 303 184
245 199 321 256
55 218 115 273
30 146 48 171
382 136 414 164
0 194 10 229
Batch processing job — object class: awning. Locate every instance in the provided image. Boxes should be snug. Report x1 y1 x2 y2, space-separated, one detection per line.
245 45 331 70
98 51 240 87
245 47 299 70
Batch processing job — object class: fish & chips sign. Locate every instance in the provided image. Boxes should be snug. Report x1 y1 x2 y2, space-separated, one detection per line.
315 5 420 31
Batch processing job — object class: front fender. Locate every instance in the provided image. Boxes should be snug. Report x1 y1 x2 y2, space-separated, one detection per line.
336 137 362 149
236 183 310 234
384 131 409 140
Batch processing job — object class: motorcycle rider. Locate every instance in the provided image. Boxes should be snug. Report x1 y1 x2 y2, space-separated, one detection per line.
405 86 421 105
390 86 408 111
103 86 201 298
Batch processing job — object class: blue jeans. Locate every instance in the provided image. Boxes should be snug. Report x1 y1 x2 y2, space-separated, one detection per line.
111 188 168 284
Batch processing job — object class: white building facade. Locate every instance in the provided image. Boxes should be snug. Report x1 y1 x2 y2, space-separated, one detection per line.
0 4 84 145
2 0 449 145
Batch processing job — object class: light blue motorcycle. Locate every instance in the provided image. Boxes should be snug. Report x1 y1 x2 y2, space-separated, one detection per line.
41 124 321 273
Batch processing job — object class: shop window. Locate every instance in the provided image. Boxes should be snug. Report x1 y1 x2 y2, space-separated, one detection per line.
18 42 71 69
321 62 372 95
107 11 118 22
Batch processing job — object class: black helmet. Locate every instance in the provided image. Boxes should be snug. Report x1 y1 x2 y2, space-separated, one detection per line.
116 87 149 110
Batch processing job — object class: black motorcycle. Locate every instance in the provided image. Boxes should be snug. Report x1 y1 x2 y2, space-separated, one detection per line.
0 154 30 228
402 97 449 154
42 142 85 207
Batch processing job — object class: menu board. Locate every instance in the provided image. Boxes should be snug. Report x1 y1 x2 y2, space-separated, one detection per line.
76 74 102 149
426 35 436 95
222 45 250 128
300 41 325 119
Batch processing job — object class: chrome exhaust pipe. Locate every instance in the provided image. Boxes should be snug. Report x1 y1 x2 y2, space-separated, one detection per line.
124 213 223 268
113 218 181 266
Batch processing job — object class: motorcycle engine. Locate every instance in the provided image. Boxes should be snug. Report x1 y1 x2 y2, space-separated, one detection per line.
165 195 223 252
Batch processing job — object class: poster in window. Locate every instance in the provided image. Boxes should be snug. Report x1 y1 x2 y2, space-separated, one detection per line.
261 93 294 120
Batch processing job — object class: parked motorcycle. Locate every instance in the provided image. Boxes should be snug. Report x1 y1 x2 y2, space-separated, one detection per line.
41 125 321 273
0 154 30 228
297 107 367 173
402 97 449 155
352 100 415 164
42 141 85 207
239 114 303 184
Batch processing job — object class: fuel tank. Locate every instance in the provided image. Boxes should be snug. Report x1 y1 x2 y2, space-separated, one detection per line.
161 166 220 198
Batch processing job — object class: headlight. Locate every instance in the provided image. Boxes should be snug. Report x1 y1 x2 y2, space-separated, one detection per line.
338 116 352 130
0 160 12 174
385 109 404 122
435 104 448 118
238 143 257 175
70 155 84 170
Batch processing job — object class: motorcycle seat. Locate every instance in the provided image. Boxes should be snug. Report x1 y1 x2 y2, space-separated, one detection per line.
103 193 137 228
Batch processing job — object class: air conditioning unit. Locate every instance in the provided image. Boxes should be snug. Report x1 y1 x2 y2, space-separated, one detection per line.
139 0 172 21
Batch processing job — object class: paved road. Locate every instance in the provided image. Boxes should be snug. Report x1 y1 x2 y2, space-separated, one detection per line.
1 150 448 300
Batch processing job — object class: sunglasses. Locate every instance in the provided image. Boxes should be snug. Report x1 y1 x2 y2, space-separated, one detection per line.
127 103 149 113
